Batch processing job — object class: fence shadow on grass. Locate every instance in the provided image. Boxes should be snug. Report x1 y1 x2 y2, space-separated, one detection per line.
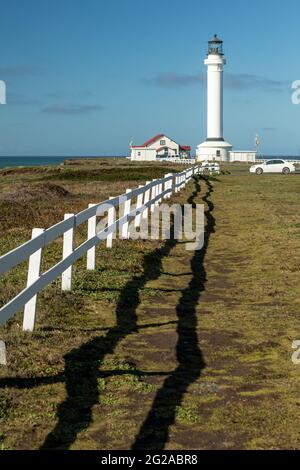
132 177 214 449
39 176 213 450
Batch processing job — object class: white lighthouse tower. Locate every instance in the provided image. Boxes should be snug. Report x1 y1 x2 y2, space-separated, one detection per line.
196 35 232 162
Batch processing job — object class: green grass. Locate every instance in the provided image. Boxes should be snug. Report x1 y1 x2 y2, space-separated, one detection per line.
39 166 180 182
1 159 300 449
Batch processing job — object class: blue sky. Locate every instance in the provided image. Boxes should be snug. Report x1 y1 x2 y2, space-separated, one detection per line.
0 0 299 156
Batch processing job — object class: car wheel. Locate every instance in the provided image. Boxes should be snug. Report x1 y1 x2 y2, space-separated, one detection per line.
256 168 263 175
282 167 290 175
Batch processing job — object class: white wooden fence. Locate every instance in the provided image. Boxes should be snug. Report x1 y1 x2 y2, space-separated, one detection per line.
156 158 196 164
0 166 201 332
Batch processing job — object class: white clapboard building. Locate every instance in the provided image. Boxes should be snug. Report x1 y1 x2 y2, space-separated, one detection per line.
130 134 191 161
229 151 256 163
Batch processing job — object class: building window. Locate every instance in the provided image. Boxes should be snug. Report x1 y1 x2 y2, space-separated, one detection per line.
216 150 221 157
160 140 166 146
138 152 141 156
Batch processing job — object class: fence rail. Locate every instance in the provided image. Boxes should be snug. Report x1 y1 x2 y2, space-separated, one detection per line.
0 166 201 331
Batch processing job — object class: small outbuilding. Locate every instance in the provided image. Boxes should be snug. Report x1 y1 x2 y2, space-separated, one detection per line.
229 151 257 163
130 134 191 161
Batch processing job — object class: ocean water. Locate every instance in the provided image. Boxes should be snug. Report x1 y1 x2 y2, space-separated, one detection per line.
0 156 121 169
0 156 71 169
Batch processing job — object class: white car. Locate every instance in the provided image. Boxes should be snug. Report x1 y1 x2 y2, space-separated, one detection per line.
250 159 295 175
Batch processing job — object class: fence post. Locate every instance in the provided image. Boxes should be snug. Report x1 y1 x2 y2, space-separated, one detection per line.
164 174 172 199
143 181 151 220
155 181 160 207
122 189 131 239
62 214 75 291
0 341 6 366
151 180 157 212
107 197 115 248
168 175 173 198
163 175 168 199
135 185 144 228
171 174 175 196
157 181 162 204
23 228 44 332
87 204 97 270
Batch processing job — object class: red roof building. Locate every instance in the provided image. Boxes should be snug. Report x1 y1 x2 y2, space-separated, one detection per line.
130 134 191 161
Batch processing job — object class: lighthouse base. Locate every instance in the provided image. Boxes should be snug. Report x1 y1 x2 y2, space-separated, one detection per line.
196 139 232 163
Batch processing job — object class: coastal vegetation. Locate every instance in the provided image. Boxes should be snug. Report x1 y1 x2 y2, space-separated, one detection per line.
1 159 300 449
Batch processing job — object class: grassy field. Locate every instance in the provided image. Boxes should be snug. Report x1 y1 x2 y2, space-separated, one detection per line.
1 158 300 450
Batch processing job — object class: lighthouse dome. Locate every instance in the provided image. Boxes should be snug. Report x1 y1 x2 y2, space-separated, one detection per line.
209 34 223 44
